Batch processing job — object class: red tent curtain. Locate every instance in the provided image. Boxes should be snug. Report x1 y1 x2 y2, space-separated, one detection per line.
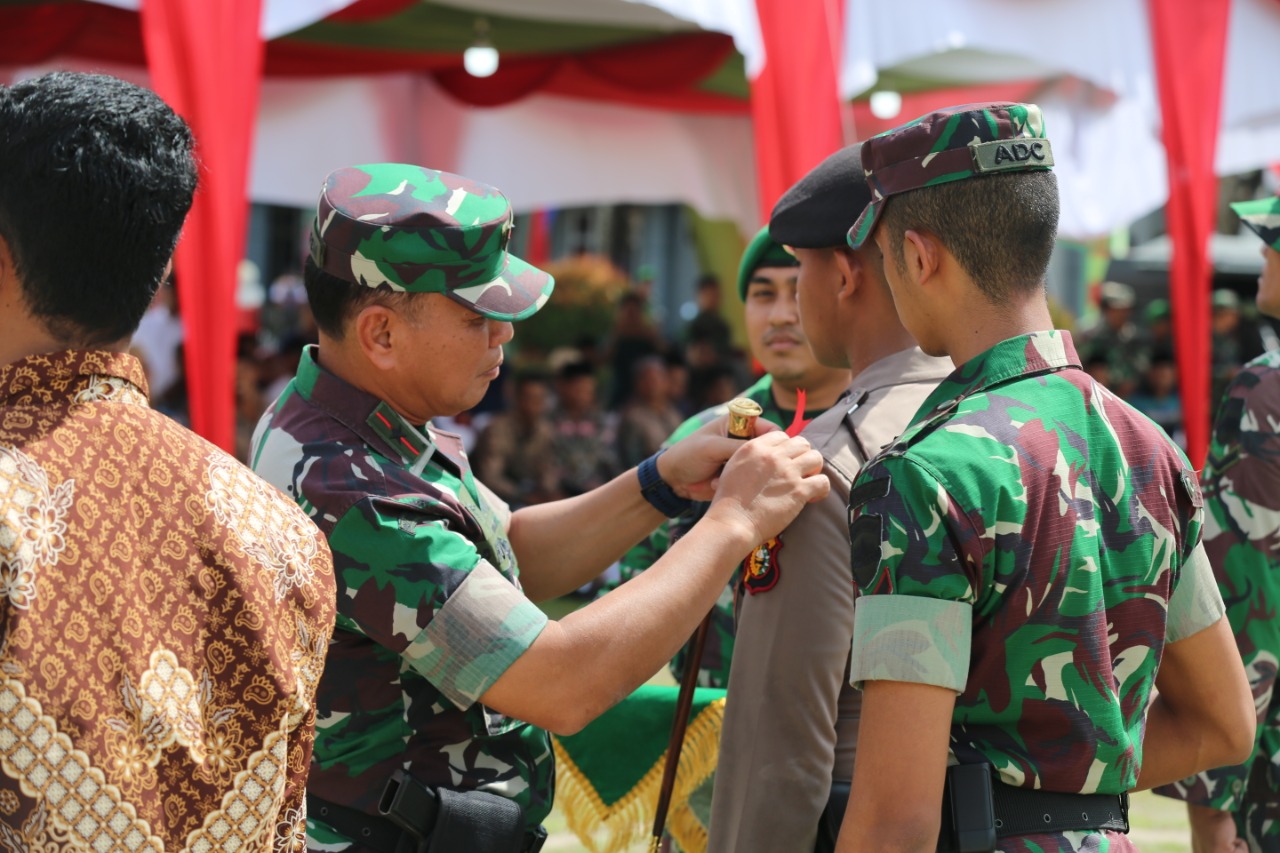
141 0 265 453
749 0 846 222
1147 0 1231 468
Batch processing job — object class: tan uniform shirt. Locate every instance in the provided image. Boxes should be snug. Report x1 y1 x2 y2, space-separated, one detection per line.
709 347 951 853
0 350 335 851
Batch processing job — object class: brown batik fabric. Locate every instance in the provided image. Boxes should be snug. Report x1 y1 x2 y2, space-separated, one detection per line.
0 350 335 852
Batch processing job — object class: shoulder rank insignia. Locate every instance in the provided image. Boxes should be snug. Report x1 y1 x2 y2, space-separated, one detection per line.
743 536 783 594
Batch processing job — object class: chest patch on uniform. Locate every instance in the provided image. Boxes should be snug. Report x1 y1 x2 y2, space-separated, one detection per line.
1180 469 1204 508
847 476 890 510
849 514 885 592
848 475 891 592
743 536 783 594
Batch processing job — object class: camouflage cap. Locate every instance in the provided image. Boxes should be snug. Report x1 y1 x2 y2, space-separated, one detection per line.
736 226 798 301
847 102 1054 249
1099 281 1135 309
1212 288 1240 311
1231 194 1280 251
310 164 554 322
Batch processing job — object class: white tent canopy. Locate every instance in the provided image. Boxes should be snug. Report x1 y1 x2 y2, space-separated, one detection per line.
9 0 1278 240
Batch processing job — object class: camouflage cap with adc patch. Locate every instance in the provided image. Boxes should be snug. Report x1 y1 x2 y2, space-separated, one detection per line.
1231 194 1280 251
847 102 1054 249
310 163 554 321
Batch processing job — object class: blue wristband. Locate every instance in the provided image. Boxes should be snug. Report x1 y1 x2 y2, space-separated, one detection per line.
637 450 694 518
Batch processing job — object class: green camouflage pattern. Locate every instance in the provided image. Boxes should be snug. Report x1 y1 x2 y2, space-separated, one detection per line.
847 102 1053 249
848 331 1213 853
249 346 554 846
611 375 782 688
312 163 554 321
736 226 797 300
1232 194 1280 251
1155 349 1280 849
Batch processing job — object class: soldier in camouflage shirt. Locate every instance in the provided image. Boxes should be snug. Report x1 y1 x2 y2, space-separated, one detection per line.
1155 193 1280 852
250 164 829 852
612 226 850 687
835 104 1254 853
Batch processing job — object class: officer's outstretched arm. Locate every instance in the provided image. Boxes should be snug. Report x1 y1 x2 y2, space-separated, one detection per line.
1135 616 1255 790
480 432 828 735
508 416 777 602
835 680 956 853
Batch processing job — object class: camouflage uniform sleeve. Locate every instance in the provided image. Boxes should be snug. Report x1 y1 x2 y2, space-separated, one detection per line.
328 496 547 711
1155 362 1280 812
1164 541 1226 643
847 457 977 693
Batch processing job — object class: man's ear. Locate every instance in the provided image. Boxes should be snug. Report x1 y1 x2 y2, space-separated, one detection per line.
902 229 941 287
832 248 860 301
353 304 399 371
0 234 21 306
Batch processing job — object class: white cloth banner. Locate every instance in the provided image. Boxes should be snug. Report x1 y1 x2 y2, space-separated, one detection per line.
840 0 1280 234
86 0 362 39
250 75 761 232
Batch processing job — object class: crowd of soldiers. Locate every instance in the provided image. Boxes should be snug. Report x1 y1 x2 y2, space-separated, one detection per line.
3 69 1280 853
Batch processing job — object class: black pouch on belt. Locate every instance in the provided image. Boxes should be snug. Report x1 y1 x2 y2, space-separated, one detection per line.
937 763 998 853
427 787 525 853
379 770 527 853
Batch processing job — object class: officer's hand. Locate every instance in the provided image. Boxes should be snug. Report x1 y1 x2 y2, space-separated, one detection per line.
656 415 781 502
702 431 828 545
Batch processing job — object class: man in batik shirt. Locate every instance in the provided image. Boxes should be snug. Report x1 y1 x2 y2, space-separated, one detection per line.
1156 192 1280 853
835 102 1254 853
250 163 827 851
613 226 851 687
0 72 335 851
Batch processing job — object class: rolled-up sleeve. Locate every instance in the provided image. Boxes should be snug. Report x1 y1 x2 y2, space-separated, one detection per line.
848 457 978 692
328 496 546 710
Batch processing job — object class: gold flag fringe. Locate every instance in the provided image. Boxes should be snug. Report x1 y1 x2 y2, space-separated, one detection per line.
552 697 726 853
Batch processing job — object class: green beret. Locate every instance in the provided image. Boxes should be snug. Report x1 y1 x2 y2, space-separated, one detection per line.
736 226 798 301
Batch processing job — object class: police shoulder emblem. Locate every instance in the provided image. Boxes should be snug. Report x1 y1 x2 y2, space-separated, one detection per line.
743 536 783 594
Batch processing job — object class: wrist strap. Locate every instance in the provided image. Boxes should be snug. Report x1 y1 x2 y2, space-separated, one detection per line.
637 450 694 518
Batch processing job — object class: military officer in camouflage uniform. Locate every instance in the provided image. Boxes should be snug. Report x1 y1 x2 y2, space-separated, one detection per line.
1155 193 1280 853
834 104 1254 853
613 226 851 687
249 164 829 852
710 143 953 853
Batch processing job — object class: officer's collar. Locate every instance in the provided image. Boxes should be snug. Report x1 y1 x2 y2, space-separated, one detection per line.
911 330 1082 424
293 345 441 470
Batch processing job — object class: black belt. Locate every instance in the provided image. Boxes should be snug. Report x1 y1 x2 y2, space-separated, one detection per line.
307 793 547 853
992 781 1129 837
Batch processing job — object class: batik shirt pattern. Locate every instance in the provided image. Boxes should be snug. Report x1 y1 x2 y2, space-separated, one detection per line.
250 347 551 848
848 332 1224 853
613 375 781 687
0 350 335 851
1155 350 1280 849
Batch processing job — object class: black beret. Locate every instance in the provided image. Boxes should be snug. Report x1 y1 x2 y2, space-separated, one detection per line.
769 144 873 249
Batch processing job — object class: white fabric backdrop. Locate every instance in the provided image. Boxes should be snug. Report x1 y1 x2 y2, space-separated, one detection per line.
251 75 761 232
26 0 1280 240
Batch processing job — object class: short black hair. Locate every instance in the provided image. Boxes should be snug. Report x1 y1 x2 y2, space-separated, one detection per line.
0 72 197 345
303 255 418 340
879 171 1059 302
557 360 595 382
514 369 552 389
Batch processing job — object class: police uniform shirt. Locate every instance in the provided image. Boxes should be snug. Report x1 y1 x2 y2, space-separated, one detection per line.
709 346 952 853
